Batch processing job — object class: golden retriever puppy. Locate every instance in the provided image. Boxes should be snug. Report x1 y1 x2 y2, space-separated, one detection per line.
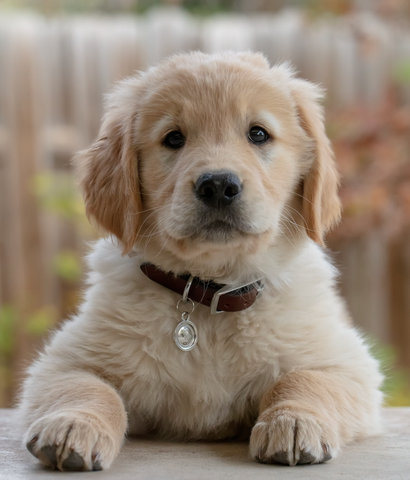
20 51 383 472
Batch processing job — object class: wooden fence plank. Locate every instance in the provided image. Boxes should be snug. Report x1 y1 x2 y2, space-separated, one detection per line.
1 10 410 405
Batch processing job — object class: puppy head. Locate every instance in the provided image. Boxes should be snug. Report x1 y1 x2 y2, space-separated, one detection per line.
75 52 340 274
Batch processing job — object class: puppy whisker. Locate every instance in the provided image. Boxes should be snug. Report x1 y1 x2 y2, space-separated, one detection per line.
283 204 320 234
127 204 173 217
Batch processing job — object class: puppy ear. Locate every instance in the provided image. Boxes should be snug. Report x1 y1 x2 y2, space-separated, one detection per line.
236 52 270 70
75 109 141 255
291 79 341 245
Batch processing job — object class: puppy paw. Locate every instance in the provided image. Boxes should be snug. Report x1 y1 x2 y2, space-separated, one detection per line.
249 408 337 466
25 411 119 471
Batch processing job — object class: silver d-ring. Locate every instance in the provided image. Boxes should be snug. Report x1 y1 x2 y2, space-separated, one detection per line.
177 298 195 315
182 274 195 303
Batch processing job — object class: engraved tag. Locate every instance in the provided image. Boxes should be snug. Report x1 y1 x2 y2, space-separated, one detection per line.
174 320 198 351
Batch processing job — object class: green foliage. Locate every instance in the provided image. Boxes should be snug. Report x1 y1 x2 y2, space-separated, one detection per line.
0 0 235 15
53 250 82 282
183 0 233 16
32 171 84 220
0 306 16 356
369 339 410 407
26 306 57 336
393 60 410 86
0 0 355 16
32 171 95 238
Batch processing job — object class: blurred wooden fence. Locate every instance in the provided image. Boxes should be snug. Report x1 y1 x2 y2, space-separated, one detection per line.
0 8 410 406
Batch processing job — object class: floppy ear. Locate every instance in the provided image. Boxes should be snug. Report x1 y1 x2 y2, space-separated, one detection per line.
236 52 270 70
291 79 341 245
74 108 141 255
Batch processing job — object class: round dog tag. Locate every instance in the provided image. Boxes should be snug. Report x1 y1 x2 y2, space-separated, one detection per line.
174 320 198 351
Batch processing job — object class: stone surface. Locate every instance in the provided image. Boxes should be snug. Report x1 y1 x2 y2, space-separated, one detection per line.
1 408 409 479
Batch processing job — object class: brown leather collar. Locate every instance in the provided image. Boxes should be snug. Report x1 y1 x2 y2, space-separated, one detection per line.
140 263 263 314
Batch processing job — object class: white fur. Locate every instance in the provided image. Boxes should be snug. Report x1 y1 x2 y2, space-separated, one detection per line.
22 237 382 440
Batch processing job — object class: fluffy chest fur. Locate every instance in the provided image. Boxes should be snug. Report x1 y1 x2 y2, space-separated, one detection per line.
45 238 352 440
75 241 283 438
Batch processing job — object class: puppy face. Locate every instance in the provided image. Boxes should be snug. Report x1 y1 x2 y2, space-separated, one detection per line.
76 52 341 274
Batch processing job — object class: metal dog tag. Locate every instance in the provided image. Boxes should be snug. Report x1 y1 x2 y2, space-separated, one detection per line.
174 280 197 351
174 313 198 351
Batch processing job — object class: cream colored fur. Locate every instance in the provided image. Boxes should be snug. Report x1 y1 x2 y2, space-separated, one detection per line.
20 52 383 471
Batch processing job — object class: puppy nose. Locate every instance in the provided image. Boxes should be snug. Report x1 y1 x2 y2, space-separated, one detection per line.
195 172 242 208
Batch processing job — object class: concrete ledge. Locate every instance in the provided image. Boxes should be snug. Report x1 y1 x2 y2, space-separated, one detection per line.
1 408 409 479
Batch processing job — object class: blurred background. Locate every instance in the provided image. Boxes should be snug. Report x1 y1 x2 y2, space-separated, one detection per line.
0 0 410 408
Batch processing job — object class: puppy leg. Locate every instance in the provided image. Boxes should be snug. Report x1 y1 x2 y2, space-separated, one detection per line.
249 369 380 466
21 370 127 472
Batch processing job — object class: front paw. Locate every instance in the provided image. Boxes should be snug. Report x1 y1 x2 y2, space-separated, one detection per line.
249 407 337 466
25 411 119 471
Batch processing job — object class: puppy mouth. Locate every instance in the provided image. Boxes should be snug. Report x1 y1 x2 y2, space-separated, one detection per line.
172 217 256 243
164 203 270 244
198 220 243 242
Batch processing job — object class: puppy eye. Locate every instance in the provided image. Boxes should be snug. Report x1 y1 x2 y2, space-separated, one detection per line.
248 126 269 145
163 131 185 149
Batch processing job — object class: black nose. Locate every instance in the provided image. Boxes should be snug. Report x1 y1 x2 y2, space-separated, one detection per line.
195 172 242 208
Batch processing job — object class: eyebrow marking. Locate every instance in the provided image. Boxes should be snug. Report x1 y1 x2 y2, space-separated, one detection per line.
150 115 177 141
255 111 281 138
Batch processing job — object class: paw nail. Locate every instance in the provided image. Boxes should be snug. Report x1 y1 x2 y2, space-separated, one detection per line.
62 450 85 471
41 445 58 466
272 451 290 465
321 443 332 462
92 451 102 470
26 435 39 455
297 450 315 465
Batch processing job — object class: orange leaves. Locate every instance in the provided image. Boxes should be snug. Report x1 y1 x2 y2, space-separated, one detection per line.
327 102 410 240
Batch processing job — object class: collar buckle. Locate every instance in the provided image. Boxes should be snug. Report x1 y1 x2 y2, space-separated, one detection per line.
210 278 264 315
